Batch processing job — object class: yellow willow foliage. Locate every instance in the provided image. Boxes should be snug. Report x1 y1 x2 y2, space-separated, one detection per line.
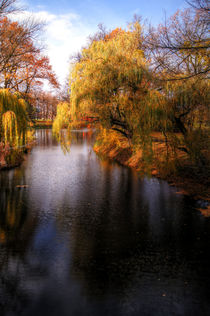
0 89 28 145
162 77 210 163
70 23 146 117
164 78 210 119
53 102 71 133
69 22 163 140
2 111 18 145
53 102 72 152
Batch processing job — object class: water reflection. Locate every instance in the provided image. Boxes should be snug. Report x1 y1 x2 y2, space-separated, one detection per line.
0 129 210 316
0 168 38 315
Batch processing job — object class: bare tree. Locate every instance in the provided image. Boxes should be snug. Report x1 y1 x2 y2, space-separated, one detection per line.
88 23 108 43
187 0 210 25
145 5 209 80
0 0 22 16
0 17 44 87
187 0 210 12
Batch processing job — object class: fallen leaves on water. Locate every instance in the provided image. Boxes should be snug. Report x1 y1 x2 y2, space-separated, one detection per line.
199 205 210 217
16 185 29 188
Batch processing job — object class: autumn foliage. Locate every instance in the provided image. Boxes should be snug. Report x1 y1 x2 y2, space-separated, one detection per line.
0 0 60 167
61 1 210 174
0 17 59 94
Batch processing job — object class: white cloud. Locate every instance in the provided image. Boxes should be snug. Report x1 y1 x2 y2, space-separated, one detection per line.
43 11 93 86
10 10 95 88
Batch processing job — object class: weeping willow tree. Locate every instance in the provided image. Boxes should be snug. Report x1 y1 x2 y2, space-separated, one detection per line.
2 111 18 144
64 20 209 174
0 89 28 146
161 77 210 165
70 22 165 162
53 101 71 132
52 101 72 153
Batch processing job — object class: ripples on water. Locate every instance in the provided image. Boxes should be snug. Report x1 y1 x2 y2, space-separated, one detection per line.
0 129 210 316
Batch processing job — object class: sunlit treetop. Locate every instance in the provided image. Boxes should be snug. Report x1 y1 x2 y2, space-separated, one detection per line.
70 22 165 148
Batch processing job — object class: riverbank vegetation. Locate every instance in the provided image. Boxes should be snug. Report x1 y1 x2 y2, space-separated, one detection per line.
0 89 33 168
0 0 60 169
54 0 210 198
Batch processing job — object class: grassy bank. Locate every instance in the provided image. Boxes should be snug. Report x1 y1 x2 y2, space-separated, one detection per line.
33 120 53 129
94 129 210 213
71 120 98 129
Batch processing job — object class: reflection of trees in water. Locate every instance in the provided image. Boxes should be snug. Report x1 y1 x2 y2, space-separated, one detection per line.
0 167 28 245
0 128 210 315
53 128 95 152
56 165 150 298
0 170 38 315
36 129 58 147
72 129 95 145
56 165 210 305
37 128 95 155
0 188 27 245
0 164 29 243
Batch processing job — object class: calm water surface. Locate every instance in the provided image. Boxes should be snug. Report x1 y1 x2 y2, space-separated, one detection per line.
0 129 210 316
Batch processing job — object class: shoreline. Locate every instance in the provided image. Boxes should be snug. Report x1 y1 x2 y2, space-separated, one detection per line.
94 141 210 216
1 128 209 215
0 142 35 171
0 150 28 171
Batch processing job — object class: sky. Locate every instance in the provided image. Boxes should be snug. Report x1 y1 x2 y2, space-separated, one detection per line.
16 0 187 87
